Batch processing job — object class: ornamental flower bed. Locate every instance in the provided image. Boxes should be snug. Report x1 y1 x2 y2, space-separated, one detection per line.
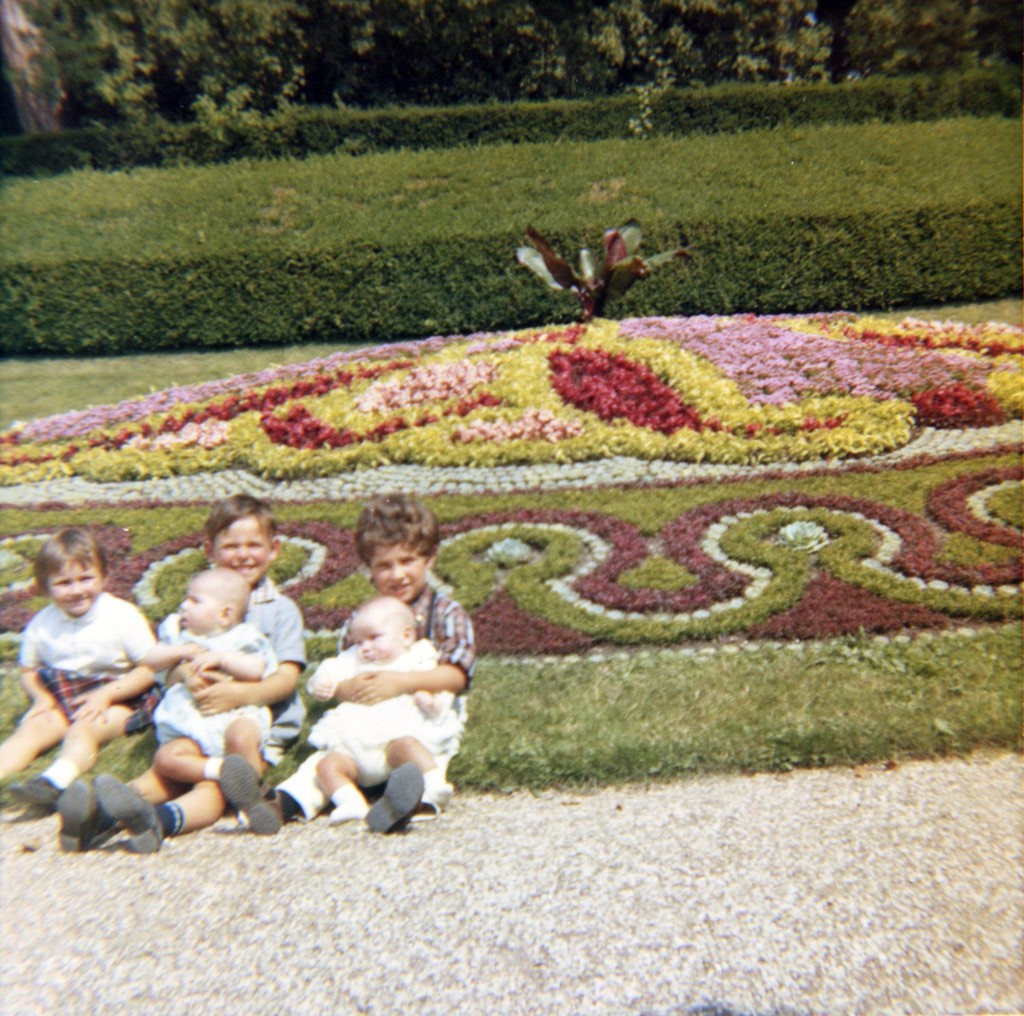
1 314 1020 487
0 313 1020 659
0 452 1019 658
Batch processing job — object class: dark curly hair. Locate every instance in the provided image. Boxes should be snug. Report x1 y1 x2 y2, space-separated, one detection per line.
355 493 439 564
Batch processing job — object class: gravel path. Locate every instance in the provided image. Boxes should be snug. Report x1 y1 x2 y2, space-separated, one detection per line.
2 751 1021 1016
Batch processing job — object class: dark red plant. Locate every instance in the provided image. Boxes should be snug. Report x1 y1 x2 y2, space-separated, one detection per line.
516 219 690 322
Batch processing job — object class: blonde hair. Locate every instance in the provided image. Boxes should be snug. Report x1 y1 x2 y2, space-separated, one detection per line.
34 528 106 591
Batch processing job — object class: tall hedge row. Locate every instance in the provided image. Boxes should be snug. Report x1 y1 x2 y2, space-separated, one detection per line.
1 119 1019 357
1 70 1019 178
3 204 1018 358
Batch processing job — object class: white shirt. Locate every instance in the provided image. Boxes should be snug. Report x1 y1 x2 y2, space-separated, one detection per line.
19 592 156 675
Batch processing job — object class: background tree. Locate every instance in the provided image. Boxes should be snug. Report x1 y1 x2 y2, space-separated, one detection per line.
845 0 979 77
33 0 305 124
12 0 1023 130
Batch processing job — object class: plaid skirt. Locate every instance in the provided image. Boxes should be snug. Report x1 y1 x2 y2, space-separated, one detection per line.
38 667 163 733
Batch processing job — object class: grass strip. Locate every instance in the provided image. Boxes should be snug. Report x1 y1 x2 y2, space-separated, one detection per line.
1 625 1018 794
451 625 1021 788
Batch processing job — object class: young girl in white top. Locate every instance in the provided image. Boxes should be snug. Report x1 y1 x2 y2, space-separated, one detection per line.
1 527 157 810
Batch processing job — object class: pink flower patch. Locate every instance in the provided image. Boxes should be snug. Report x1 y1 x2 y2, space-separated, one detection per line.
453 409 584 444
356 360 499 414
125 420 230 451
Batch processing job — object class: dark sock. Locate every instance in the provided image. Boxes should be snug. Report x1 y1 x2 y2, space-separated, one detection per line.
277 789 303 823
94 800 117 834
156 802 184 837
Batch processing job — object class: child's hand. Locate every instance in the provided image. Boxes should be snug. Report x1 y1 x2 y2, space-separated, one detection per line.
189 651 227 678
193 651 224 675
308 659 346 701
343 670 403 705
176 642 202 661
71 685 115 722
413 690 440 718
309 673 339 701
184 668 221 694
192 680 246 715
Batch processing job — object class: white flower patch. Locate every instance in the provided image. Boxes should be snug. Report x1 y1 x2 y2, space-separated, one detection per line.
778 520 830 552
967 479 1020 526
485 537 535 567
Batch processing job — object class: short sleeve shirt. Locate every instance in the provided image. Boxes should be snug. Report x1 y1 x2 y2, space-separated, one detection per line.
245 577 306 751
19 592 156 674
246 578 306 669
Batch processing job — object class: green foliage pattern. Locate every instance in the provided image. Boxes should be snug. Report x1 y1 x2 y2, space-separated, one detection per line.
2 70 1018 176
1 119 1019 356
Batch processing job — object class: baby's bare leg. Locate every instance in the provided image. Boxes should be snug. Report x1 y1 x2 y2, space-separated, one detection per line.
315 750 360 798
316 751 368 824
153 737 208 785
223 717 265 775
385 735 437 773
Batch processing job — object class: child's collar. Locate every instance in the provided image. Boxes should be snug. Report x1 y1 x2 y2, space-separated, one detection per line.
407 584 436 627
249 576 277 604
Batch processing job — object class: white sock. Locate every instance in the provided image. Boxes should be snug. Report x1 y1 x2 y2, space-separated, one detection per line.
328 784 369 824
41 758 80 790
203 757 224 781
422 768 452 809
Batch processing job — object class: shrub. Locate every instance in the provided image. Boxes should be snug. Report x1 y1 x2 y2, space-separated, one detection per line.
1 118 1019 356
1 70 1018 178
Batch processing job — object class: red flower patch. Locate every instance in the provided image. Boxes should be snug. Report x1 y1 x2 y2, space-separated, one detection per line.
911 384 1005 428
549 347 703 434
747 571 953 640
926 465 1023 552
841 324 1023 358
260 391 502 451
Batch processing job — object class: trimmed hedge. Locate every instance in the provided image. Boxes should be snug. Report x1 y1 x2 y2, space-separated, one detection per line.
1 69 1020 178
1 119 1020 356
3 204 1018 358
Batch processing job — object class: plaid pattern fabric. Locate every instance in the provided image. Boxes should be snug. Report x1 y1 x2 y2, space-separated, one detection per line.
38 667 163 732
414 587 476 682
